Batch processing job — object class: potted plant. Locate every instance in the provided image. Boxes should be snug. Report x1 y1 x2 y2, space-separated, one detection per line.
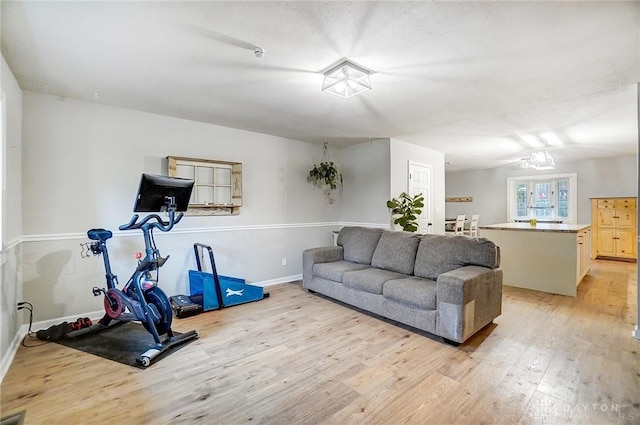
387 192 425 232
308 161 342 190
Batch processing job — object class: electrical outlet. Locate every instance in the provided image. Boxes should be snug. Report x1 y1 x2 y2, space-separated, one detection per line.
281 257 287 266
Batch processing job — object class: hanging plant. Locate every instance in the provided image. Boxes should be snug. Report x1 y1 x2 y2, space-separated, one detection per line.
387 192 425 232
308 142 342 203
308 161 341 190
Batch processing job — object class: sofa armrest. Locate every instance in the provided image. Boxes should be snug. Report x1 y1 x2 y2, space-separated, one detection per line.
302 246 344 288
436 266 503 343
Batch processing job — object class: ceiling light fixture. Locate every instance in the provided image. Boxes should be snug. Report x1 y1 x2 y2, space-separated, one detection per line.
322 60 371 98
520 150 555 170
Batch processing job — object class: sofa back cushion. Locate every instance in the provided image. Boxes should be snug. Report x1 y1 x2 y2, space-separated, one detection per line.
414 235 499 279
337 227 384 265
371 230 421 275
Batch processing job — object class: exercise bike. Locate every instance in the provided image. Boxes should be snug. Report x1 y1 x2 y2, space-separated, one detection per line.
78 174 198 367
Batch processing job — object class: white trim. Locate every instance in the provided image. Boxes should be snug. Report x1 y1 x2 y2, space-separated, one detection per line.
174 222 340 235
20 222 342 243
338 222 390 229
4 236 20 251
21 233 88 242
1 310 104 384
633 326 640 340
0 323 27 384
34 310 106 331
19 221 391 243
252 274 301 287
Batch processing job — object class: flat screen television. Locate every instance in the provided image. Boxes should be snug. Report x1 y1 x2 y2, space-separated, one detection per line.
133 174 194 212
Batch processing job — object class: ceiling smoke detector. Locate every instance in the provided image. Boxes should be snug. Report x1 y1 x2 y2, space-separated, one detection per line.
254 47 265 58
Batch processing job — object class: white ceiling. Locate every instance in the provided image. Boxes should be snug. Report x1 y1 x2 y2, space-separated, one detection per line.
2 1 638 171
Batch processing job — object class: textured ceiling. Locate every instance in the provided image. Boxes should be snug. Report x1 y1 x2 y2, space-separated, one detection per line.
2 1 638 170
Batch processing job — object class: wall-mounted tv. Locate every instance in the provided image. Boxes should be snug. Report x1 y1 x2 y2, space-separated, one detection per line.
133 174 194 212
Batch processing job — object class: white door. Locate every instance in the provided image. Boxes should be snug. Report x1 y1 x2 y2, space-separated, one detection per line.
408 161 432 233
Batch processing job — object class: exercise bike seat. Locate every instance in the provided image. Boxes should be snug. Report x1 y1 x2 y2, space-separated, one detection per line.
87 228 113 242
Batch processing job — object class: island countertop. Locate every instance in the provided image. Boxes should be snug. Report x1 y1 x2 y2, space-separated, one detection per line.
479 222 592 296
479 222 591 233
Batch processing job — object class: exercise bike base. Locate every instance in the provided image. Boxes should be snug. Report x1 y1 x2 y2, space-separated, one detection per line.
136 329 199 367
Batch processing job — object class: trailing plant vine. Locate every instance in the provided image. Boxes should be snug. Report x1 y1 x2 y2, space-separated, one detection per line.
308 142 342 203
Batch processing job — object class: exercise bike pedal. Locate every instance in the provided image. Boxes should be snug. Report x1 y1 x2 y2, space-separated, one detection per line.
92 287 105 296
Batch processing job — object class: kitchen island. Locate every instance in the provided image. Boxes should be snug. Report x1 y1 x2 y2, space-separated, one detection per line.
479 222 592 296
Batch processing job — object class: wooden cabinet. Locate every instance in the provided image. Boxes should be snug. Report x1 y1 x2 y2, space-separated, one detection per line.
577 227 592 283
591 197 637 260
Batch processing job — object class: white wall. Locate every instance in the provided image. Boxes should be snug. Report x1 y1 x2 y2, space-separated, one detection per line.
339 139 390 226
390 138 446 234
1 55 24 380
23 92 342 234
20 91 342 322
2 57 23 244
445 155 638 226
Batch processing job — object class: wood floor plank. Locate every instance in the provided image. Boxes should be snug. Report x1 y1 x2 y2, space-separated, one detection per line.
1 259 638 424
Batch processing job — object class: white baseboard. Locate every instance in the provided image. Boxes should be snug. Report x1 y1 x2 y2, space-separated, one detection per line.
0 309 104 385
1 323 29 384
33 310 105 331
253 274 301 287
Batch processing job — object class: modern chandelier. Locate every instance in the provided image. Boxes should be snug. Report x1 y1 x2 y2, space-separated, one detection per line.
520 150 555 170
322 60 371 98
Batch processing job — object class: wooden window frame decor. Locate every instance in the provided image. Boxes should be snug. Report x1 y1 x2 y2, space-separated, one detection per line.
167 156 242 216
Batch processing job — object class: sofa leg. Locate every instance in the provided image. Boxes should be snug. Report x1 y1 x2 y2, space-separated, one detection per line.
442 338 460 347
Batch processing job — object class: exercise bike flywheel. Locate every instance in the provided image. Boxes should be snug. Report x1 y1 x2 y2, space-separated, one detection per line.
141 286 173 336
104 289 124 319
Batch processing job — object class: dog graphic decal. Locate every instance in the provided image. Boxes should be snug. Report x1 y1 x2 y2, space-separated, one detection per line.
226 288 244 297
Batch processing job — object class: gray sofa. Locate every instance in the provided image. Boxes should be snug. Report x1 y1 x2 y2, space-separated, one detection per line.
302 226 502 344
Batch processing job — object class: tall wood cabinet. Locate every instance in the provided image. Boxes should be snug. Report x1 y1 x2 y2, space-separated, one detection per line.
591 197 637 261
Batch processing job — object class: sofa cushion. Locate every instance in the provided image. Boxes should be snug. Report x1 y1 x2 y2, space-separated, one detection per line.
414 235 498 280
337 227 384 265
342 268 407 295
371 230 421 275
313 261 370 282
383 277 437 310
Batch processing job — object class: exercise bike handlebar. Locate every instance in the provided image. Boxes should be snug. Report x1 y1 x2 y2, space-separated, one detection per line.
118 210 184 232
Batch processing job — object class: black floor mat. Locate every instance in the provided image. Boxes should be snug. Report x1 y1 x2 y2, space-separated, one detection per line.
54 321 194 368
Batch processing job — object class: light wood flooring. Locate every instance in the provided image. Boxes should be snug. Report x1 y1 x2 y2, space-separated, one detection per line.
1 259 639 424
